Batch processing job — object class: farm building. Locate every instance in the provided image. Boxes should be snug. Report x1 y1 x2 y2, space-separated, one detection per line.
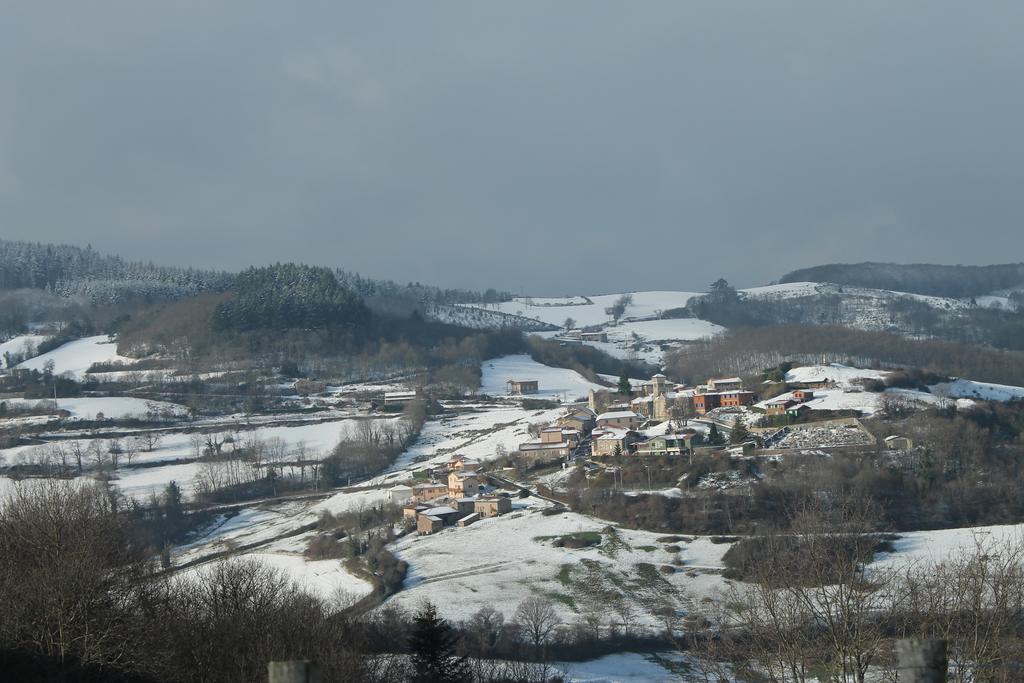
506 379 539 395
384 390 419 406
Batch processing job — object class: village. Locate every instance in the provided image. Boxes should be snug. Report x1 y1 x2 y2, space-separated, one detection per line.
390 363 919 538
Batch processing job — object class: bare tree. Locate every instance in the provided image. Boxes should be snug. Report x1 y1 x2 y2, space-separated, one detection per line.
514 596 558 657
141 431 162 452
124 436 143 466
106 438 123 469
189 432 206 459
68 439 85 473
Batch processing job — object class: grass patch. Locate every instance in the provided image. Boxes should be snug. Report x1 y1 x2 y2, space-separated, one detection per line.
637 545 657 552
656 535 692 543
545 591 578 611
536 531 602 549
597 526 630 558
557 563 574 587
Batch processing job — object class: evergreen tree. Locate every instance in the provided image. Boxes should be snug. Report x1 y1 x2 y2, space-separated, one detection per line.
708 423 724 445
408 602 470 683
730 417 751 445
617 372 632 396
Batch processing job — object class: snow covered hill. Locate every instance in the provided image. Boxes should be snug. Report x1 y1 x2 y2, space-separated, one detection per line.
16 335 130 379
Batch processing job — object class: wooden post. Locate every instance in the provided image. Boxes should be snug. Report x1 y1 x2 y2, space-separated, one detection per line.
896 639 947 683
268 661 320 683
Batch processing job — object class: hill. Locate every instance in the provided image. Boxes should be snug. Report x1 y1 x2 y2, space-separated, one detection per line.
779 262 1024 298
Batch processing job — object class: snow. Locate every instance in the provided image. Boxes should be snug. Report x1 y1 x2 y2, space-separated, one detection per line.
784 363 890 388
606 318 724 343
386 499 731 627
0 334 48 367
554 652 686 682
460 291 702 329
875 523 1024 570
480 355 607 399
378 402 564 477
2 396 188 421
16 335 132 379
931 378 1024 402
235 552 374 601
740 282 823 299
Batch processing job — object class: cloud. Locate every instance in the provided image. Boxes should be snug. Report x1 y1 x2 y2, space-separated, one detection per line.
1 2 1023 293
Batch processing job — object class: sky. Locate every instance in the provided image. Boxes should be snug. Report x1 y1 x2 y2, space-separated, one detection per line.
2 2 1023 295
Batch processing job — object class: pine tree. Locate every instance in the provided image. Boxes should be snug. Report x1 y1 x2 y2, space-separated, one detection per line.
408 602 470 683
708 423 723 445
730 417 751 445
617 373 632 396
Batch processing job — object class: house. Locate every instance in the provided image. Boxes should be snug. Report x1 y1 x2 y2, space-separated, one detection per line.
786 404 812 419
293 379 327 396
764 399 797 416
591 428 640 456
557 412 594 434
707 377 744 392
540 426 580 447
792 390 815 402
580 331 609 343
634 434 691 457
694 390 755 414
416 506 461 535
384 390 418 407
448 470 480 498
474 495 512 518
417 515 444 535
517 439 574 465
447 455 479 472
596 410 645 430
506 379 539 395
719 391 755 408
788 375 835 390
388 484 414 505
557 407 596 434
411 482 448 502
455 497 477 516
692 393 721 414
403 503 429 520
884 435 914 451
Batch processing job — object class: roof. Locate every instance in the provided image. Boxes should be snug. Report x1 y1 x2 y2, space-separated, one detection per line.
459 513 480 523
710 377 742 384
422 506 457 516
597 410 643 420
388 484 414 491
413 483 446 490
507 378 538 384
884 435 908 442
384 390 417 398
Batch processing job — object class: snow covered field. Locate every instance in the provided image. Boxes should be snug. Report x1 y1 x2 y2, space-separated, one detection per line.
0 416 395 502
876 523 1024 569
16 335 131 379
931 378 1024 402
386 498 730 627
783 363 890 388
2 396 189 421
480 355 607 400
460 291 702 329
379 402 564 478
0 334 48 367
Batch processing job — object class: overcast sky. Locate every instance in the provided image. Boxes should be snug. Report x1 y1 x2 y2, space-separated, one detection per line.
2 2 1022 294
